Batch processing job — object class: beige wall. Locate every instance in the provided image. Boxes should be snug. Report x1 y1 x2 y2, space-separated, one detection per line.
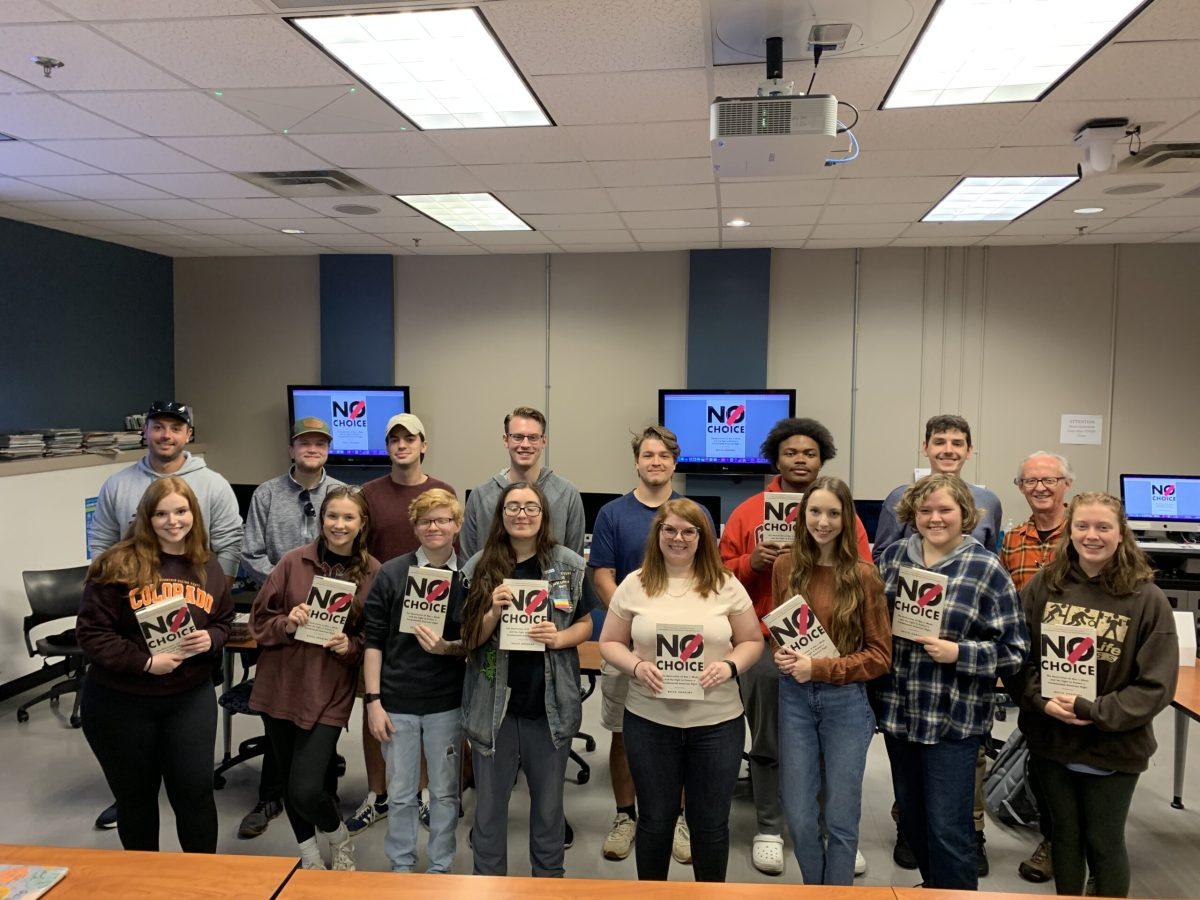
174 256 320 485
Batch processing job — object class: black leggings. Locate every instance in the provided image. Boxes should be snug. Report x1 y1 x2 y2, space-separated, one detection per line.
262 715 342 842
81 676 218 853
1030 754 1139 897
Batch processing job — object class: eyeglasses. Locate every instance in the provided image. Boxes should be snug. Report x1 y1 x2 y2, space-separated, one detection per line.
1016 477 1065 488
503 502 543 517
661 524 700 541
506 433 544 444
416 516 455 529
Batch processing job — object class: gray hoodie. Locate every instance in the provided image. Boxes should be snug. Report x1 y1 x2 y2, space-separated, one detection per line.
240 467 344 585
460 467 585 559
87 451 244 576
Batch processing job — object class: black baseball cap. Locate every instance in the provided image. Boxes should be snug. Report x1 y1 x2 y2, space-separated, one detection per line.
146 400 193 427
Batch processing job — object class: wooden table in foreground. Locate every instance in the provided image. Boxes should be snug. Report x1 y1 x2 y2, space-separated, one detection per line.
0 844 296 899
1170 660 1200 809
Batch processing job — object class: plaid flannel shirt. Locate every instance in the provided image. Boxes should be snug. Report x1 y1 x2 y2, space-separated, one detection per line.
874 535 1029 745
999 516 1065 591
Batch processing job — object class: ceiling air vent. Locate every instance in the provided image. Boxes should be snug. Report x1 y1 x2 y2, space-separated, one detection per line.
235 170 377 198
1117 143 1200 174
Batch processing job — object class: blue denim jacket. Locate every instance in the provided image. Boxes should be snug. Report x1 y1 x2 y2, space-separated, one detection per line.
459 545 586 755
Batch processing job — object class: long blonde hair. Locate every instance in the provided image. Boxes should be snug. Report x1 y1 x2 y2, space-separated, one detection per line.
87 477 211 587
785 477 878 654
1043 492 1154 596
639 498 729 598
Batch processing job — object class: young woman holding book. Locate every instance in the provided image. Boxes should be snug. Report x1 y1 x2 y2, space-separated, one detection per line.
457 481 595 878
770 476 891 885
362 487 467 874
77 476 233 853
1015 492 1177 898
599 498 764 883
250 485 379 871
874 473 1028 890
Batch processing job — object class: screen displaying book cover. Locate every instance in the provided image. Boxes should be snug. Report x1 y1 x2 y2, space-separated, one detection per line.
655 623 706 700
1120 474 1200 525
0 864 69 899
659 389 795 474
762 594 840 659
762 492 805 545
499 578 549 652
1040 623 1098 701
287 385 409 465
891 565 947 641
399 565 452 635
295 575 357 646
135 597 198 658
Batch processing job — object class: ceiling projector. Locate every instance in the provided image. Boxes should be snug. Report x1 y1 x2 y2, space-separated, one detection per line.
710 93 839 178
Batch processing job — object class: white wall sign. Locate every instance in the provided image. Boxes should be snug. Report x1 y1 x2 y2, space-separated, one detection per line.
1060 414 1103 445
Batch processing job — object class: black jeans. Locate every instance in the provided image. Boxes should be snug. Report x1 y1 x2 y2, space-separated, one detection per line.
1030 754 1138 897
262 715 342 842
622 710 744 882
81 676 218 853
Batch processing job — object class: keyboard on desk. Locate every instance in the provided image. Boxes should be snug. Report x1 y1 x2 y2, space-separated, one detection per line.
1137 540 1200 553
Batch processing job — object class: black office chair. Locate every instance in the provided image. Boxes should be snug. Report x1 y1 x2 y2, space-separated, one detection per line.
17 565 90 728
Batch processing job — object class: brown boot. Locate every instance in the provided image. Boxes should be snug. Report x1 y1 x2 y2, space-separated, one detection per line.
1018 838 1052 883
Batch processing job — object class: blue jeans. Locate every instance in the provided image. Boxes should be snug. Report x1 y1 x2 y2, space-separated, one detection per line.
778 678 876 885
884 731 982 890
381 708 462 873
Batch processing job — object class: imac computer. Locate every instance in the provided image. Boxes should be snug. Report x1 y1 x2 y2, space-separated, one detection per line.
1119 474 1200 538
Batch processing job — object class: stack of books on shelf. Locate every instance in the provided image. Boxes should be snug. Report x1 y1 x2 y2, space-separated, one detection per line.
115 432 143 451
0 432 48 460
83 431 119 452
43 428 83 456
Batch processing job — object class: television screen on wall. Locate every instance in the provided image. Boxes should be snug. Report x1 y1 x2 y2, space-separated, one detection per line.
659 389 796 474
287 385 410 465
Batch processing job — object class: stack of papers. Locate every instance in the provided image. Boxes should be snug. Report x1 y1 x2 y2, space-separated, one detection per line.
83 431 119 451
43 428 83 456
0 432 47 460
115 432 143 450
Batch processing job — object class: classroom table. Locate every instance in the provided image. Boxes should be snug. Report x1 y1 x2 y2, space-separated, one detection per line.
0 843 297 899
579 639 602 673
1171 660 1200 809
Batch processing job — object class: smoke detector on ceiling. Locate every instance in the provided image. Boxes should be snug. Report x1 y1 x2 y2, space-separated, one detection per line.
332 203 381 216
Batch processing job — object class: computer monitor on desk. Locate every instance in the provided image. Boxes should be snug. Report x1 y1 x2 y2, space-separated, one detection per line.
1120 474 1200 537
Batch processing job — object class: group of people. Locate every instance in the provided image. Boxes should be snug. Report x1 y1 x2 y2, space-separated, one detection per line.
72 400 1179 897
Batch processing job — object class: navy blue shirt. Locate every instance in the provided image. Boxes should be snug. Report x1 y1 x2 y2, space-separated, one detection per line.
588 491 715 584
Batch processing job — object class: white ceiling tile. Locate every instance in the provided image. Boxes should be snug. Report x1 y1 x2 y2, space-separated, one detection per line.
1051 42 1200 102
292 196 413 217
722 225 813 242
164 219 275 236
215 87 412 134
838 149 986 179
301 233 393 248
900 221 1005 238
1155 110 1200 142
608 184 715 211
546 229 635 245
404 245 483 255
287 89 414 134
97 17 350 89
620 209 716 228
344 216 445 234
64 91 270 137
566 121 709 161
466 231 554 246
630 227 718 243
1023 198 1160 220
202 198 326 218
531 69 709 126
159 136 329 171
978 235 1070 245
0 1 68 22
973 146 1083 176
1064 172 1200 200
248 218 362 234
103 198 227 219
523 212 626 230
49 0 262 18
377 232 471 247
1160 232 1200 243
10 199 143 220
852 105 1035 151
0 24 185 92
829 177 959 204
347 167 484 195
713 56 899 109
1130 198 1200 217
1004 99 1200 148
0 71 37 92
486 0 704 75
891 236 980 247
289 133 453 169
103 220 197 237
467 245 555 254
553 242 639 252
1093 216 1198 234
427 128 581 165
0 142 101 176
37 138 215 174
23 174 173 200
640 242 717 251
998 218 1117 236
809 222 910 240
720 179 833 207
1068 232 1175 243
154 234 243 250
0 94 136 139
499 189 614 214
720 206 821 226
805 238 894 250
818 202 931 224
34 221 116 239
128 173 275 199
235 233 322 249
0 178 77 203
1116 0 1200 40
590 158 713 187
465 162 599 191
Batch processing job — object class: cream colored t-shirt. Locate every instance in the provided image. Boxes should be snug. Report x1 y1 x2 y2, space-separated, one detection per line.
607 570 753 728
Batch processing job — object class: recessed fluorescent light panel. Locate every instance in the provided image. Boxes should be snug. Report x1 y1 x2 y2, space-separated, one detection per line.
883 0 1150 108
923 176 1079 222
396 193 532 232
291 8 551 130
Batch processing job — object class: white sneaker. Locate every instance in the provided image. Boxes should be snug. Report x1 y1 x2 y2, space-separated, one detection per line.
752 833 785 875
855 849 867 876
672 816 692 865
298 837 326 870
324 825 356 871
602 812 636 860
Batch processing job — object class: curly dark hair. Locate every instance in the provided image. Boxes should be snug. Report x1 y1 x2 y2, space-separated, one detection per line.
760 417 837 466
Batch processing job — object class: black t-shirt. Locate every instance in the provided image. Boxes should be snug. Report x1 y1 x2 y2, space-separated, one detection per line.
505 555 596 719
1036 528 1056 544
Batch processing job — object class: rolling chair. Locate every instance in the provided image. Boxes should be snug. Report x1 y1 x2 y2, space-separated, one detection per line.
17 565 90 728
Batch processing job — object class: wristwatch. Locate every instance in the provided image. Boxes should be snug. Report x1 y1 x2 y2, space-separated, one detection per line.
363 693 382 705
724 660 739 679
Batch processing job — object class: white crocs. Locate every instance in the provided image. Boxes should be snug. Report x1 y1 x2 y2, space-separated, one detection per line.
752 833 785 875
